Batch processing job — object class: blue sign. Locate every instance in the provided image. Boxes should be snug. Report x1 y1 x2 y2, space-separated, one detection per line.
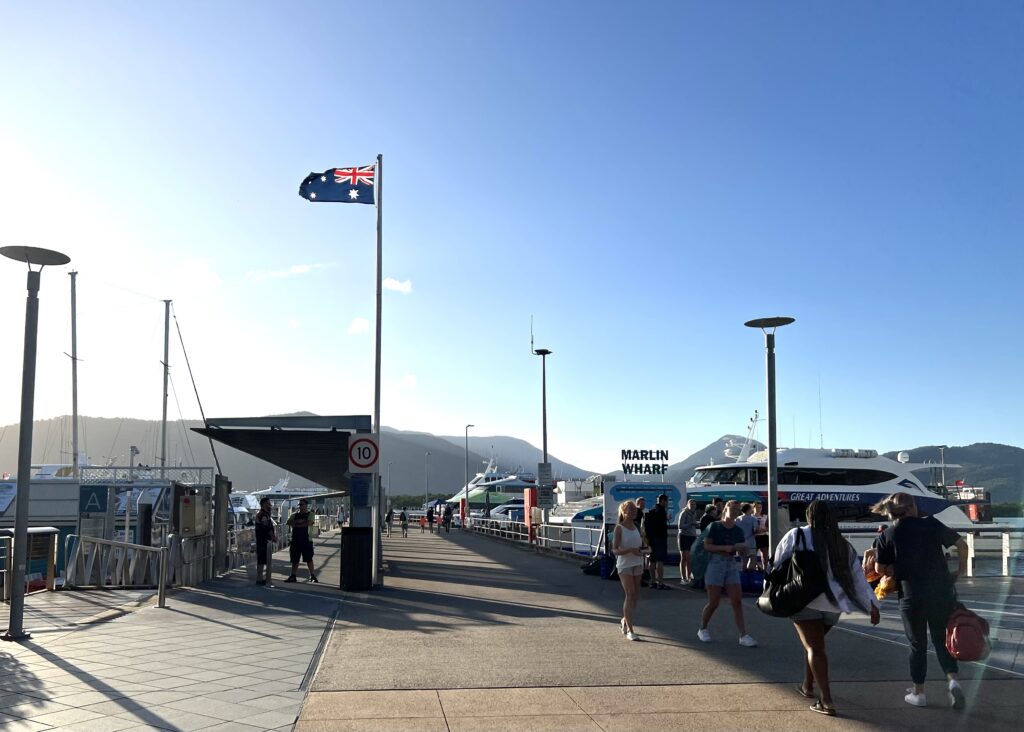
79 485 108 514
604 483 685 526
350 474 372 507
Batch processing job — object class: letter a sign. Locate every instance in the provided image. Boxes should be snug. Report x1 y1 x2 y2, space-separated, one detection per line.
348 435 380 474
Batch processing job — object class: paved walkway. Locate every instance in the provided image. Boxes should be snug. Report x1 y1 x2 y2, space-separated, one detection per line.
301 526 1024 731
1 526 1022 731
1 536 342 731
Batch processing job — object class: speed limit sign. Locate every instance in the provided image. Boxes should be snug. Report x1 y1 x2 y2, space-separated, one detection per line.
348 435 380 474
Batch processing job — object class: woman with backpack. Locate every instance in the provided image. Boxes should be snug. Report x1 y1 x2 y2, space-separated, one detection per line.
775 500 880 717
872 492 969 710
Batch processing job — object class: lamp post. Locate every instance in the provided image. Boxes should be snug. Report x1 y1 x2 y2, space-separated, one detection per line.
424 451 430 509
533 348 553 523
464 424 474 504
939 446 947 487
387 461 392 506
1 245 70 642
744 316 795 555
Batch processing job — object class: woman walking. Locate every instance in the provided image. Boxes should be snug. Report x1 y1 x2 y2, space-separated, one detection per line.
677 499 698 584
698 500 758 648
613 499 647 641
872 492 969 709
775 500 880 717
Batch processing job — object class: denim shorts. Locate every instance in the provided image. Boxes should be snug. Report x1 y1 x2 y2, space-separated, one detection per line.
704 555 741 586
790 607 841 626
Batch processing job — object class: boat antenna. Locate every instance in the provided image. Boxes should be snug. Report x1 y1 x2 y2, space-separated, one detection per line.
530 315 534 354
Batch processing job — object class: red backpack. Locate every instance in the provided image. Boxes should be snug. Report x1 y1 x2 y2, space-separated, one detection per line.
945 603 991 662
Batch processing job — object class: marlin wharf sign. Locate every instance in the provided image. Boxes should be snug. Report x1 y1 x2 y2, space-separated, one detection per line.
621 449 669 475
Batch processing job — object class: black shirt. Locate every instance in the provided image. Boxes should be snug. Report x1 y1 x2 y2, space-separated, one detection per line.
698 512 717 532
254 508 274 542
644 504 668 541
289 509 312 545
875 516 960 601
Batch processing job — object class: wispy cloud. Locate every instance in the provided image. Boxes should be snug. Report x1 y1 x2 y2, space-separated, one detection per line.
383 278 412 294
398 374 417 389
348 317 370 334
245 262 330 282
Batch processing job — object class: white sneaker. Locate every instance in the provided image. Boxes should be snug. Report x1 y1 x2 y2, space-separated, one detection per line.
620 618 627 635
949 683 965 710
738 634 758 647
697 628 712 643
626 631 639 641
904 689 926 707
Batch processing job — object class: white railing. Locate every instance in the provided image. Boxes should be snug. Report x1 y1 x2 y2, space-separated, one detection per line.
64 535 168 607
466 519 605 558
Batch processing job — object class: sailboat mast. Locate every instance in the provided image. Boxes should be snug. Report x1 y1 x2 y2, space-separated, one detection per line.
70 271 79 479
160 299 170 474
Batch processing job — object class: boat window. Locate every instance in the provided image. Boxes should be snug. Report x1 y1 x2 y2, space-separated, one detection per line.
778 468 897 486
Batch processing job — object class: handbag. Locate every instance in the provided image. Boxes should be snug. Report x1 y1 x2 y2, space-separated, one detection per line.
757 528 828 617
945 602 991 661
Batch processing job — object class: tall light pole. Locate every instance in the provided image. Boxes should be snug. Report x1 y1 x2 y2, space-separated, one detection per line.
939 446 947 487
533 350 552 462
1 245 70 642
744 316 794 555
387 461 392 505
464 424 474 501
424 451 430 509
533 348 553 522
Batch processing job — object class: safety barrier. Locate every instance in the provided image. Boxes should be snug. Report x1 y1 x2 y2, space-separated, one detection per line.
466 519 605 558
1 535 10 602
64 534 168 607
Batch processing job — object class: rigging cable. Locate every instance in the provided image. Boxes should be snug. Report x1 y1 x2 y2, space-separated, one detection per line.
171 305 221 475
168 373 198 466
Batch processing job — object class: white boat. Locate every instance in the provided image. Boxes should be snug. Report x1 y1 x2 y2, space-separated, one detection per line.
249 475 327 499
685 447 978 530
448 459 537 506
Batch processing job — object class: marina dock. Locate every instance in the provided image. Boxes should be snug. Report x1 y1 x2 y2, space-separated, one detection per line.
2 527 1023 731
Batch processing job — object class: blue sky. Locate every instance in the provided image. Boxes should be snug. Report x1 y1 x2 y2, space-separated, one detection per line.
1 3 1022 473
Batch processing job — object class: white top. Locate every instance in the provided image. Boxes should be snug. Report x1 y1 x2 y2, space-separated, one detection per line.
773 526 878 614
615 524 644 570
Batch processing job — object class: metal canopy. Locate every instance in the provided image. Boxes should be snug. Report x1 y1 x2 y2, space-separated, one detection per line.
193 415 371 494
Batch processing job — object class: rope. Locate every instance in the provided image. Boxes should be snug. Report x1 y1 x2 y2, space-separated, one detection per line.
171 305 221 476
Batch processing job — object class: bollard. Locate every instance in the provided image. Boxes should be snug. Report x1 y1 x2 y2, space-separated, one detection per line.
965 533 975 578
158 546 168 608
1002 533 1010 577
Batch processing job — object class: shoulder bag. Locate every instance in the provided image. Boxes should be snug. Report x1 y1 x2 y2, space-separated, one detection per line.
757 528 828 617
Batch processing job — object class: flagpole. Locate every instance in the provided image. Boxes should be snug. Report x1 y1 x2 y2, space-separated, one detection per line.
371 153 383 587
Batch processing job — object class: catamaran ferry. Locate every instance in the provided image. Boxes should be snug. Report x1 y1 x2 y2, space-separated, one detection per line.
685 447 982 529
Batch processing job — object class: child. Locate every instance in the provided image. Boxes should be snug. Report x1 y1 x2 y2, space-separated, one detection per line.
419 515 427 533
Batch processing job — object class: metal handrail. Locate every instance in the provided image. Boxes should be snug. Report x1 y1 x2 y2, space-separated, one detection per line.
64 534 168 607
0 535 11 603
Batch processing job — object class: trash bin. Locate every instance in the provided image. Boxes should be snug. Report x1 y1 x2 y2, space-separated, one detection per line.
340 526 373 591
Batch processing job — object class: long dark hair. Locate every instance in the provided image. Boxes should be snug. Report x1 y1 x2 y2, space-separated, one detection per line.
806 500 868 612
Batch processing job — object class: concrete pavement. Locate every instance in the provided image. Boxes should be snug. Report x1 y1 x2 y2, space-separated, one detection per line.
1 524 1022 730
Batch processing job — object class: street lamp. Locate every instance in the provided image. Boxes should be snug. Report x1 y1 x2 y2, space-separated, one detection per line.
533 348 553 523
744 316 795 555
424 451 430 509
533 349 552 462
1 245 70 642
464 425 474 528
387 461 392 505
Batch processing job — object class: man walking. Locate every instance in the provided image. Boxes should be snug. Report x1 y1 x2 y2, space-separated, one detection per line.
254 496 276 586
645 494 670 590
284 499 319 583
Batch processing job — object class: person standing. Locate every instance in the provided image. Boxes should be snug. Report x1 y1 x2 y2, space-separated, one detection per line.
872 492 969 710
613 500 648 641
426 505 435 534
734 503 757 570
384 507 394 537
698 500 757 647
644 494 670 589
254 497 276 586
399 508 409 538
776 500 880 717
698 504 718 532
442 504 453 533
284 499 319 583
752 502 769 570
677 499 698 584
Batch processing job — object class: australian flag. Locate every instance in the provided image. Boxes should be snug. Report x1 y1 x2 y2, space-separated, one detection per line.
298 165 376 204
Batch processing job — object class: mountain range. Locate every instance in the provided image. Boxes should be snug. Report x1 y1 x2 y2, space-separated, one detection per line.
0 416 1020 505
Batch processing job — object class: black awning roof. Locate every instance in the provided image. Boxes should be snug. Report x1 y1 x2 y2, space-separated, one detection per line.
193 415 371 494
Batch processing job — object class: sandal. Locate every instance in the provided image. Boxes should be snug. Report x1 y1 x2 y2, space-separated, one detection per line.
795 685 814 699
810 700 837 717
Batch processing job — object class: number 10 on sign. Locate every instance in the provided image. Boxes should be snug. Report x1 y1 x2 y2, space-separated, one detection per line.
348 435 380 474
